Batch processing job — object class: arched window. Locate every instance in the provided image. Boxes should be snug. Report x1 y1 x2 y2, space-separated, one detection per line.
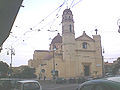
82 42 87 49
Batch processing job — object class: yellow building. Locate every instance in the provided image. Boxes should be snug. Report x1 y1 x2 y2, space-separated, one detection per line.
28 9 103 79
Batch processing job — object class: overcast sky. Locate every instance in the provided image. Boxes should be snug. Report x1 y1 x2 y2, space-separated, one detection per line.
0 0 120 66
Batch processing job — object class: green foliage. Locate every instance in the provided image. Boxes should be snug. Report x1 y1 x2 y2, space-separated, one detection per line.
112 58 120 75
0 61 9 78
13 66 37 79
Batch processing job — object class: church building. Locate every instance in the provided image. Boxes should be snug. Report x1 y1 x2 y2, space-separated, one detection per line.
28 9 104 79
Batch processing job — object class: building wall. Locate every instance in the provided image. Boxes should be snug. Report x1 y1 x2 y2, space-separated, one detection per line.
30 34 103 79
32 50 51 68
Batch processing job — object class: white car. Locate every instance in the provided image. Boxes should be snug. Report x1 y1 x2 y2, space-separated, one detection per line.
14 80 42 90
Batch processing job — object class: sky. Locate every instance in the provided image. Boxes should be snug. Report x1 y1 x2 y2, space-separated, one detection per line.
0 0 120 67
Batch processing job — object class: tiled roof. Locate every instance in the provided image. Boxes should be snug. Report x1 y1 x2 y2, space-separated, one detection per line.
43 53 53 60
34 50 53 60
51 33 62 44
63 8 72 15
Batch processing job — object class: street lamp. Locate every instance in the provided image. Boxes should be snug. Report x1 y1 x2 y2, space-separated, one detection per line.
52 46 56 79
117 19 120 33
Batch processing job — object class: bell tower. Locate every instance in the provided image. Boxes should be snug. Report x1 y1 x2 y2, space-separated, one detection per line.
62 8 75 61
62 9 75 35
62 9 76 77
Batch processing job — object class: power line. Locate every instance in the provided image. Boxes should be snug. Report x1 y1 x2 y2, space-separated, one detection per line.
32 1 66 29
20 0 66 36
71 0 82 8
6 0 83 48
4 0 67 48
69 0 75 8
39 5 63 31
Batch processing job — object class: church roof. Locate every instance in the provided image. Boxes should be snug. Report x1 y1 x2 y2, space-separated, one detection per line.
63 8 72 15
51 33 62 44
76 31 95 42
34 50 49 52
43 53 53 60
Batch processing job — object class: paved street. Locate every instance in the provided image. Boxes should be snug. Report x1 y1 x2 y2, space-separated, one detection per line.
42 84 79 90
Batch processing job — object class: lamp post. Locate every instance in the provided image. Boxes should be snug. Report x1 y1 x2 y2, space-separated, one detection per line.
117 19 120 33
52 47 56 79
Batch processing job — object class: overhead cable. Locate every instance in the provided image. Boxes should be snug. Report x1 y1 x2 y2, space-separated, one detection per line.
71 0 82 8
32 1 66 29
69 0 75 9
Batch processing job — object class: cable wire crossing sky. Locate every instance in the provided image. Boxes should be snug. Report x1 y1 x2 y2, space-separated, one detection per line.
0 0 120 66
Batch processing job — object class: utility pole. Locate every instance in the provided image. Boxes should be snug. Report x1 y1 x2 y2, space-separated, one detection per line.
48 29 57 79
7 46 15 67
6 46 15 77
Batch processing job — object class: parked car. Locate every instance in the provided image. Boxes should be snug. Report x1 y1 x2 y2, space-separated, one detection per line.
105 73 114 77
76 77 120 90
14 80 42 90
0 78 20 90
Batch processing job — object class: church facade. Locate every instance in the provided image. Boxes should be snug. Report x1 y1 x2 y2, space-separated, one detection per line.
28 9 104 79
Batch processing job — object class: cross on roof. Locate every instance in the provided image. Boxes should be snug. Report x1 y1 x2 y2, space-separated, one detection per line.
95 29 98 35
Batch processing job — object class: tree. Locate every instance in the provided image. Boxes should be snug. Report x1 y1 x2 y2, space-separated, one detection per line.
13 66 36 78
112 57 120 75
0 61 9 78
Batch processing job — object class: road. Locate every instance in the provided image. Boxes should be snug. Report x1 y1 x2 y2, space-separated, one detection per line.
42 84 79 90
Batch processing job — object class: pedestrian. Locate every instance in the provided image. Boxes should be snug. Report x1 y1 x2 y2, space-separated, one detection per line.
44 76 46 80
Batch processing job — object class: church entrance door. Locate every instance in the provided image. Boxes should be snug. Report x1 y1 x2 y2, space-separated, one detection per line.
84 65 90 76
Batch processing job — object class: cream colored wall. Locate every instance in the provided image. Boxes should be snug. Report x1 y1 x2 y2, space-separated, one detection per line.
45 59 77 79
33 51 51 68
35 54 78 79
30 34 103 79
34 45 103 79
74 35 103 78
